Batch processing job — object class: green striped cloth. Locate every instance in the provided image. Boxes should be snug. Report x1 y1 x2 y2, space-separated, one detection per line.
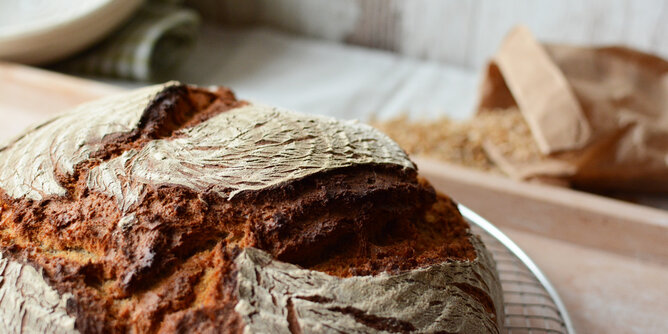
56 1 200 81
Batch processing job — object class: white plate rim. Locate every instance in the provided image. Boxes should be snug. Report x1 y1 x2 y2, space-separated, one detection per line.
0 0 143 64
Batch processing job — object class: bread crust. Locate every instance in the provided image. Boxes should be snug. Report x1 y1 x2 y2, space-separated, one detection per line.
0 83 502 333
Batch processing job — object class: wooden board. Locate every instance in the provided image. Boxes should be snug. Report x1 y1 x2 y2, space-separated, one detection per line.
1 61 666 333
415 158 668 265
0 62 122 140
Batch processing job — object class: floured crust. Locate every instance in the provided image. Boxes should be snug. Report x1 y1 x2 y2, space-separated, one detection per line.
87 104 414 212
236 235 502 334
0 253 78 334
0 83 182 201
0 82 503 333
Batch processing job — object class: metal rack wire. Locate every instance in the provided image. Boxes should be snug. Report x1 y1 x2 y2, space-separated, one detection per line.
460 205 576 334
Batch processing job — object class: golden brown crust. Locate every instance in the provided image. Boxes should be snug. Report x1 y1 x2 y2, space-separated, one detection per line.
0 83 501 333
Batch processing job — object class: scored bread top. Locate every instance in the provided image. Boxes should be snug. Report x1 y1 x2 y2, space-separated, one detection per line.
87 103 415 212
0 82 502 334
0 81 413 204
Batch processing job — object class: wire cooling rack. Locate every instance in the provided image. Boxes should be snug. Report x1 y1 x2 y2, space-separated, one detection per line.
459 205 576 334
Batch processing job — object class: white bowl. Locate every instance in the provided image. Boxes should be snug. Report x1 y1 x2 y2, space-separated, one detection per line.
0 0 143 65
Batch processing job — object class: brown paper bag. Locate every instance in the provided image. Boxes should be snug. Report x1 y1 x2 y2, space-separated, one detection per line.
478 26 668 192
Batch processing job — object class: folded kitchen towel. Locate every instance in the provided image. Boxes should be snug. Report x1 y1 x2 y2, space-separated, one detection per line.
55 1 200 81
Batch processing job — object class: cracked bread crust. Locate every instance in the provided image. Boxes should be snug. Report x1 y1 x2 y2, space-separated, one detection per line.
0 82 503 333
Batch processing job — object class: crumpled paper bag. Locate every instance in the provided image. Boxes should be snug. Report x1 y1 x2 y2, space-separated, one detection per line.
478 26 668 192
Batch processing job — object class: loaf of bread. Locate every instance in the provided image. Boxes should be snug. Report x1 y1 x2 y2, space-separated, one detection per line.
0 82 503 333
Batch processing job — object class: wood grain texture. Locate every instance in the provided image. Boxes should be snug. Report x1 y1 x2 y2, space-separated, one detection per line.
0 62 122 142
189 0 668 69
505 228 668 334
414 157 668 265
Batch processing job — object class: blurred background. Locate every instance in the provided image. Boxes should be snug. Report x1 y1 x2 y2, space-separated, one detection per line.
1 1 668 333
2 0 666 119
3 0 668 196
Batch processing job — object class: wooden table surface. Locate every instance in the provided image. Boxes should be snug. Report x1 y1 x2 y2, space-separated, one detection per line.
1 62 667 334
